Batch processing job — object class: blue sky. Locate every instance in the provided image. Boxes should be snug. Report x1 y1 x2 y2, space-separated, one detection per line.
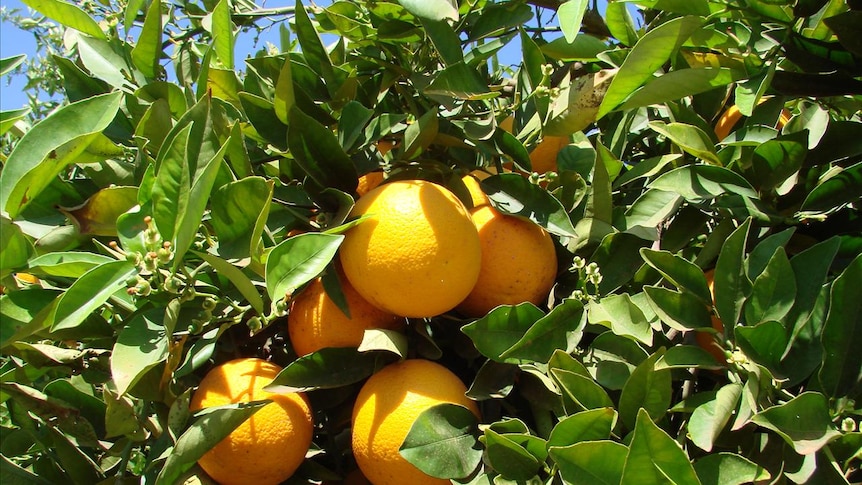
0 0 582 112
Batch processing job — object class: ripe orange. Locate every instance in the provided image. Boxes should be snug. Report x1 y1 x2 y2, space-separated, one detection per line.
456 205 557 317
694 270 726 364
714 102 791 140
189 358 313 485
339 180 481 318
461 172 491 208
288 273 403 357
356 171 385 197
352 359 480 485
500 115 568 174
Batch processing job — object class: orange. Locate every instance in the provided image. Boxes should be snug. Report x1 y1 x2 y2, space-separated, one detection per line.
456 205 557 317
288 273 403 357
352 359 480 485
356 171 386 197
499 115 568 174
189 358 314 485
714 101 791 140
461 172 491 208
339 180 481 318
694 270 726 364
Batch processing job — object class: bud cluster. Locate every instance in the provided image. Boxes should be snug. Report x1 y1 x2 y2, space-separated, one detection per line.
568 256 603 302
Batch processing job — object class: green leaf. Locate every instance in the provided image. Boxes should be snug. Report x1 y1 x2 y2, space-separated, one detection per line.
736 320 788 376
0 108 30 136
500 299 585 363
743 248 796 325
551 440 628 485
21 0 106 39
605 1 637 47
620 408 701 485
466 360 517 400
625 189 684 230
800 161 862 215
0 54 25 76
558 0 589 43
0 287 58 347
547 407 617 449
713 219 752 327
551 368 615 414
130 0 162 78
618 350 672 431
288 107 358 194
77 34 140 88
425 62 495 100
482 173 577 238
468 3 532 42
399 403 482 479
0 453 54 485
640 248 712 303
397 0 458 21
420 18 463 66
0 218 32 277
648 164 756 202
483 429 541 481
0 92 122 218
210 0 234 69
819 254 862 398
111 308 169 396
649 121 721 165
693 453 771 485
655 345 725 371
688 383 742 452
294 0 335 82
620 68 745 112
156 401 268 485
598 16 703 119
197 253 265 316
265 232 343 305
582 332 648 390
751 392 841 455
265 347 383 393
337 101 373 152
273 53 295 125
591 233 651 293
401 108 439 159
751 131 808 192
210 177 274 259
644 286 713 331
587 294 653 346
461 303 544 364
51 260 137 332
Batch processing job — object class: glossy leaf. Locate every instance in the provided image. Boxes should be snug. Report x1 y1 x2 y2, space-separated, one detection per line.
483 429 541 481
0 107 30 136
0 92 122 218
713 219 752 327
620 68 745 112
587 294 653 346
751 392 841 455
655 345 725 371
130 0 162 78
547 407 617 449
288 107 358 194
693 453 771 485
800 161 862 215
210 177 274 259
618 350 672 431
551 440 628 485
500 299 586 363
482 174 578 238
197 253 265 316
0 218 32 276
624 189 684 231
598 15 703 118
558 0 589 43
735 320 787 373
620 408 700 485
110 309 168 397
649 121 721 165
644 286 713 331
461 303 544 364
750 131 808 192
51 260 137 332
59 186 138 237
640 248 713 303
689 383 742 452
265 232 343 305
397 0 458 21
551 368 615 414
265 347 383 393
155 401 268 485
210 0 234 69
399 403 482 479
649 164 756 202
743 248 796 325
27 252 112 279
819 254 862 398
21 0 105 39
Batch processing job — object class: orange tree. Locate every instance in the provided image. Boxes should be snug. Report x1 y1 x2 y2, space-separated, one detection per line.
1 0 861 483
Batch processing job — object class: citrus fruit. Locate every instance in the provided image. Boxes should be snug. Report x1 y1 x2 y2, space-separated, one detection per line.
461 172 491 208
352 359 480 485
357 171 385 197
339 180 481 318
288 272 403 357
189 358 314 485
500 115 568 174
456 205 557 317
714 101 791 140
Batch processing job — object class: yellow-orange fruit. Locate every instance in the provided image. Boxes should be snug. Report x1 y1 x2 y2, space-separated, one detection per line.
189 358 313 485
499 116 568 174
288 274 403 357
339 180 481 318
694 270 726 364
456 206 557 317
461 173 491 208
352 359 480 485
356 171 386 197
